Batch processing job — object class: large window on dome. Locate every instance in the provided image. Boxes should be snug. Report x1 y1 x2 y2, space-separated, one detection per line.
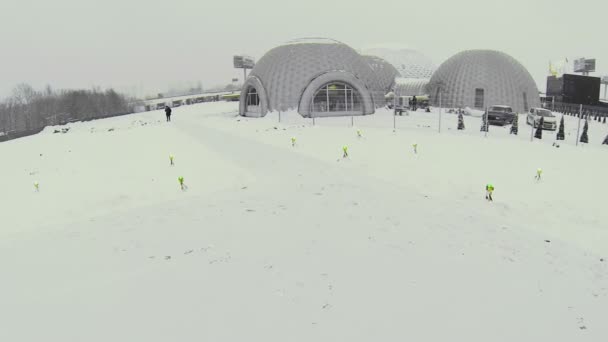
246 87 260 114
474 88 485 109
312 83 362 114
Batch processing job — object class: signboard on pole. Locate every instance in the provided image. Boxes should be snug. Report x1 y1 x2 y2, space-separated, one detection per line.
574 58 596 73
233 55 255 69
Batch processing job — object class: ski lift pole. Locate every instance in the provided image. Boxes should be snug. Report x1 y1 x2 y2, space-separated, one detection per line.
576 104 582 146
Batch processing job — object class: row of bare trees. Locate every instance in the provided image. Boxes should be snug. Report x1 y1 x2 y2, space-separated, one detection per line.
0 84 132 140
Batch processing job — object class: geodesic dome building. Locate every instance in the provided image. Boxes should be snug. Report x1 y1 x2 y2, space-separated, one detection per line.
239 38 385 118
363 48 436 79
362 55 399 96
427 50 540 113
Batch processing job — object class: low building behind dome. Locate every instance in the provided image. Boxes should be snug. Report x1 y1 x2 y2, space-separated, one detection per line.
394 78 430 96
240 38 384 118
427 50 540 113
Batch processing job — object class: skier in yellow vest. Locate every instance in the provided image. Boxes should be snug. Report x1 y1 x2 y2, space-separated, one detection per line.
169 155 174 166
178 176 185 190
485 184 494 201
343 145 349 158
535 168 542 181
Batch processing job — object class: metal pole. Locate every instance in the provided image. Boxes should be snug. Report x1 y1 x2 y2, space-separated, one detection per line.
552 96 555 112
438 91 442 133
279 111 281 123
351 116 354 127
576 104 582 146
530 117 534 142
313 116 316 126
485 106 488 138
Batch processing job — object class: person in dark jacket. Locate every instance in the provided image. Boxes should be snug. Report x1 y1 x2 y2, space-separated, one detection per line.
412 96 417 111
165 106 172 122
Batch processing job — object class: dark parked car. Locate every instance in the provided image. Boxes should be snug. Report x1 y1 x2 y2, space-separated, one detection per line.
485 105 516 126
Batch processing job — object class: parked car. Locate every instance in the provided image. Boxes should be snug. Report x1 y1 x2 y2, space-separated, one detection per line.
485 105 516 126
526 107 557 130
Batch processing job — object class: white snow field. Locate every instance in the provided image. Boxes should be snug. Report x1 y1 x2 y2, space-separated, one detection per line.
1 102 607 341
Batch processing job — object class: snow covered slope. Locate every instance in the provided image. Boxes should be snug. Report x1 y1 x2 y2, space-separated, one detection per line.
1 102 607 341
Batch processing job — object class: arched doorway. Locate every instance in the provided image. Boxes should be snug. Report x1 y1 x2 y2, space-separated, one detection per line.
245 87 261 114
298 71 375 117
239 76 268 117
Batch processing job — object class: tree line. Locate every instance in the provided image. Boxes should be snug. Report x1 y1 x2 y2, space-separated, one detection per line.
0 84 133 140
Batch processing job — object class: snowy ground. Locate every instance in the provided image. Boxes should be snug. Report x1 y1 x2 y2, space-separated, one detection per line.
1 102 607 341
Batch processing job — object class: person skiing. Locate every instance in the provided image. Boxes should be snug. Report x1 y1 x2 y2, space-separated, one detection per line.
535 168 542 181
342 145 349 158
165 105 172 122
178 176 185 190
485 184 494 201
169 155 175 166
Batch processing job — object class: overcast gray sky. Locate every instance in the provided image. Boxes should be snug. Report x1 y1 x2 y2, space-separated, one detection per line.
1 0 606 99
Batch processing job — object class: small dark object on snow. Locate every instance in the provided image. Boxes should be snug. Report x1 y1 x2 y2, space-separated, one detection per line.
580 326 587 330
534 117 544 139
108 128 114 132
164 256 171 260
457 113 465 130
580 120 589 143
510 114 518 135
556 116 565 140
545 240 551 243
480 111 489 132
600 258 604 262
602 134 608 145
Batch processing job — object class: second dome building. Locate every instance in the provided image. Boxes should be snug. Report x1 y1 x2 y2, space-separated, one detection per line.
427 50 540 113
